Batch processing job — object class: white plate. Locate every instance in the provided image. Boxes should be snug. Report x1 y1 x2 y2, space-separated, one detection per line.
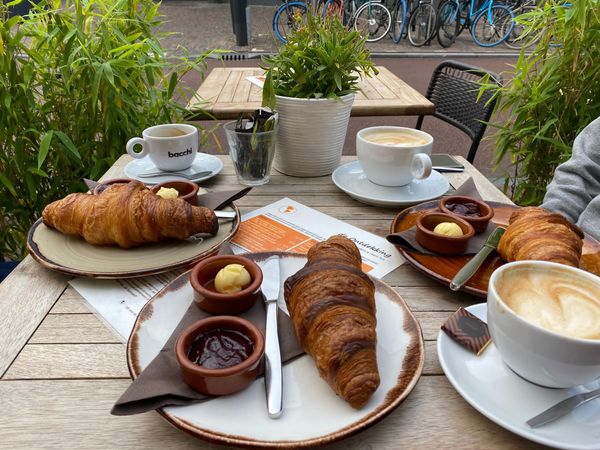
124 153 224 184
128 252 425 448
332 160 450 207
438 303 600 450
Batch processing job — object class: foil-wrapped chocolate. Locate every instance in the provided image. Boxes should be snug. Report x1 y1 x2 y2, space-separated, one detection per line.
441 307 491 355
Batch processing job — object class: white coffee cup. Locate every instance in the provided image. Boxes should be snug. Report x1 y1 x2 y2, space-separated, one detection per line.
126 124 198 171
487 261 600 388
356 126 433 187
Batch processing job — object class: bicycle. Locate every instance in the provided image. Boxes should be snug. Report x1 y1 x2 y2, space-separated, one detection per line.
389 0 408 43
323 0 392 42
436 0 515 47
273 0 334 43
407 0 437 46
502 0 539 49
273 0 308 43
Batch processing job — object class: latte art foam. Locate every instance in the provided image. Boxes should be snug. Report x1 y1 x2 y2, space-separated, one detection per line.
496 267 600 340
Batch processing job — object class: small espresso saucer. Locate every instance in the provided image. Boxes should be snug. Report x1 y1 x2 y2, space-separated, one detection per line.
332 160 449 207
124 153 223 185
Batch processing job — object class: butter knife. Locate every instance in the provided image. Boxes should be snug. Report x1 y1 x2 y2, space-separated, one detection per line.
260 256 283 419
527 387 600 428
449 227 505 291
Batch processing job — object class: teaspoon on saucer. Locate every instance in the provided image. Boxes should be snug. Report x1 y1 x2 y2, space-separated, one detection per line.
138 170 212 180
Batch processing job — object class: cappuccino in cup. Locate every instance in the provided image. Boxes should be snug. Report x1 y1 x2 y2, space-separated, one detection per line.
363 131 429 147
487 261 600 388
126 124 198 171
496 266 600 340
356 126 433 187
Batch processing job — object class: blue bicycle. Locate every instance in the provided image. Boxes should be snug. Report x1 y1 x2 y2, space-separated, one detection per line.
436 0 515 47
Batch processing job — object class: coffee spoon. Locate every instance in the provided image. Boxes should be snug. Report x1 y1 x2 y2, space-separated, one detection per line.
527 387 600 428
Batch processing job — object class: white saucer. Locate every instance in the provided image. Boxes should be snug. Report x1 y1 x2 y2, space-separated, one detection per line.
438 303 600 450
332 160 449 207
124 153 223 185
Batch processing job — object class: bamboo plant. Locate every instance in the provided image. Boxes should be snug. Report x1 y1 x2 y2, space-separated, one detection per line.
483 0 600 205
0 0 210 260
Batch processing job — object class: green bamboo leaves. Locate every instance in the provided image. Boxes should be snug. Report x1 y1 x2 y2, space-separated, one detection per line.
0 0 210 259
483 0 600 206
261 11 376 107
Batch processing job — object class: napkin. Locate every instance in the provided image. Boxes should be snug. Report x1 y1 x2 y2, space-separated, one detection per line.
83 178 251 211
386 178 497 255
111 258 304 416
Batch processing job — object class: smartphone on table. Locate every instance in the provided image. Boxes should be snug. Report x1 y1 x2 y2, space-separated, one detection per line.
430 154 465 172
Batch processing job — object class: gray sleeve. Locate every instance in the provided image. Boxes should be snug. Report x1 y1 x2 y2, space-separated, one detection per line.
541 116 600 224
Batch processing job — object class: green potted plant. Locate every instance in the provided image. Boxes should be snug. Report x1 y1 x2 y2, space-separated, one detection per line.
482 0 600 205
0 0 211 262
261 11 377 177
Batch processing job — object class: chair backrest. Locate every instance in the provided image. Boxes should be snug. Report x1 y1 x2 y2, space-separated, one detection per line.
416 60 502 164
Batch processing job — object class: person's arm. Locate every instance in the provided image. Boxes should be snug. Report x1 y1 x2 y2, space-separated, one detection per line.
541 117 600 224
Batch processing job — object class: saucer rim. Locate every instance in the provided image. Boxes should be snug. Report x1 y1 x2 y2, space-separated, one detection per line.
437 303 600 450
124 153 224 185
332 160 449 207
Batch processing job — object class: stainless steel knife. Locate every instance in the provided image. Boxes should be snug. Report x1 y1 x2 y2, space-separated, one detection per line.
214 210 237 219
260 256 283 419
449 227 505 291
527 387 600 428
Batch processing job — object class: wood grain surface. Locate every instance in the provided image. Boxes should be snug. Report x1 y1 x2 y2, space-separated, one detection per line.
0 155 551 449
186 66 435 119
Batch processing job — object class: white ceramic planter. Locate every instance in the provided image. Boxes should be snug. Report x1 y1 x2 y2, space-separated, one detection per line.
273 93 354 177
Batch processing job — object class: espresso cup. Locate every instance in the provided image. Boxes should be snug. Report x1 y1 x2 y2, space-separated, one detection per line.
356 126 433 187
126 124 198 171
487 261 600 388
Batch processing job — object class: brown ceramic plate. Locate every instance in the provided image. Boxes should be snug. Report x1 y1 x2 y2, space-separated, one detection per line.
390 201 600 297
26 204 240 278
127 252 424 448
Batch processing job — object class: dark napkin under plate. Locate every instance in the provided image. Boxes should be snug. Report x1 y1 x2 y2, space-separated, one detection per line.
84 178 250 212
111 252 303 416
386 178 497 255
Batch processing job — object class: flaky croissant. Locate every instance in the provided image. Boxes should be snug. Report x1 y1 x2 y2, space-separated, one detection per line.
284 235 379 408
497 207 584 267
42 181 218 248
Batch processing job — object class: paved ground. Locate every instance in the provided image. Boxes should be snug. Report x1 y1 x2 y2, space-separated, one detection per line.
160 1 519 184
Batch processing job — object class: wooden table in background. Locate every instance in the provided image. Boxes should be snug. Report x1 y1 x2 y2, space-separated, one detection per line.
0 156 547 450
186 66 435 119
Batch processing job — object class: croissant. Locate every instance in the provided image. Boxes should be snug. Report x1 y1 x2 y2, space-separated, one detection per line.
284 235 379 408
497 207 584 267
42 181 218 248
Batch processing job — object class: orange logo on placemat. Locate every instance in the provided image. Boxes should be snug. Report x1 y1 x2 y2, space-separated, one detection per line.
279 205 296 214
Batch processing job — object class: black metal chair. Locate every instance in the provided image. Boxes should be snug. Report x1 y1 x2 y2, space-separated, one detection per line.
416 60 502 164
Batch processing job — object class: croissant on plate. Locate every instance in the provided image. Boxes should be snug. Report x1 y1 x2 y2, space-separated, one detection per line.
42 181 218 248
284 235 379 408
497 207 584 267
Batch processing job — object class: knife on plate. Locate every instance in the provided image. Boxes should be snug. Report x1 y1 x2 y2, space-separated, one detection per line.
260 256 283 419
526 387 600 428
449 227 505 291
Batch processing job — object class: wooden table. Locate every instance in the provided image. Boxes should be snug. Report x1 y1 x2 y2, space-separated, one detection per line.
186 66 435 119
0 156 546 450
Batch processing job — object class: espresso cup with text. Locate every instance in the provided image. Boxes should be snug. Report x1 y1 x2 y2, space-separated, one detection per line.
356 126 433 187
126 124 198 171
487 261 600 388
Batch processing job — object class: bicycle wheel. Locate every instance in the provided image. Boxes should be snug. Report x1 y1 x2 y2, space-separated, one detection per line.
390 1 407 43
471 4 514 47
273 1 307 44
408 3 437 47
436 0 460 48
353 2 392 42
503 4 539 49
